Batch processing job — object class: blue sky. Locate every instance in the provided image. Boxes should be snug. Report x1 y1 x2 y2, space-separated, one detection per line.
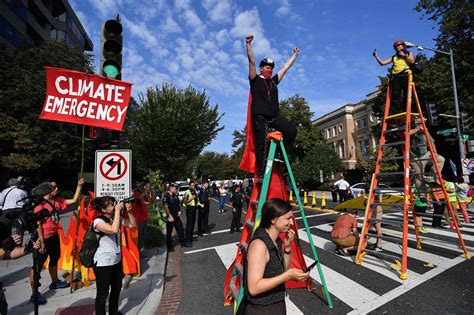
70 0 439 154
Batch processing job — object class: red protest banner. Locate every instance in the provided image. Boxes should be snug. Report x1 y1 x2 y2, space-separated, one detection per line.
40 67 132 131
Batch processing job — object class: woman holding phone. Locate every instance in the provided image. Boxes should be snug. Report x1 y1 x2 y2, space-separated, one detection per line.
90 196 136 315
242 198 308 314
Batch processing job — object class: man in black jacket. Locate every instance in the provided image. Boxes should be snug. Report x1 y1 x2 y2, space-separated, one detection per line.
230 185 245 234
198 181 211 235
163 184 189 251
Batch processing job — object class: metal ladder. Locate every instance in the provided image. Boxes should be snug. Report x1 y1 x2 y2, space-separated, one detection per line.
224 131 333 312
355 73 471 279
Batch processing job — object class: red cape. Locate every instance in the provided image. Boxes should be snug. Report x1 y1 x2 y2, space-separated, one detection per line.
239 92 256 174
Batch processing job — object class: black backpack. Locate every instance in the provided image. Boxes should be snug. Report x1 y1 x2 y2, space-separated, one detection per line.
79 216 109 268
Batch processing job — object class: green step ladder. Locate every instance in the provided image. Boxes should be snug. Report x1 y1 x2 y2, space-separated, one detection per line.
231 132 333 312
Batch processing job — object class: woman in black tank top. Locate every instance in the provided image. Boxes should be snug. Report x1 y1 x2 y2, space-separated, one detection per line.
242 198 308 314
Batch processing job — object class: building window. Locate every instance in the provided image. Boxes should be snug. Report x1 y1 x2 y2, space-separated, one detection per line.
362 118 367 128
332 126 337 137
369 113 375 123
356 120 360 129
338 141 345 159
338 124 343 133
326 129 330 139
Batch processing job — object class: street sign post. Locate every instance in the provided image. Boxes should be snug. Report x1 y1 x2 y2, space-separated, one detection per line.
95 149 132 200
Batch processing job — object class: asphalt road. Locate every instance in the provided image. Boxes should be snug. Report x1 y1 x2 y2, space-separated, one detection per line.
175 196 474 314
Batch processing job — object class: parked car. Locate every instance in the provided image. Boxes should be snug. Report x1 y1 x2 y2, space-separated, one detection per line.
349 183 402 197
177 184 189 201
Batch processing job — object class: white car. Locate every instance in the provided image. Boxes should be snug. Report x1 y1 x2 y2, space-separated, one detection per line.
177 184 189 201
350 183 402 197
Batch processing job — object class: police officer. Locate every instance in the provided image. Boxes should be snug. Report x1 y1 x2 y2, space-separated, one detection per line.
163 184 188 251
230 185 245 234
198 181 211 235
183 181 201 246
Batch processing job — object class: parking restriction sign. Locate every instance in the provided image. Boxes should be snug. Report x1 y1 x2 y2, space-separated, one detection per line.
95 150 132 200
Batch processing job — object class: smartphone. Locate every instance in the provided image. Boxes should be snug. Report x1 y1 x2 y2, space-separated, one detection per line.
304 261 318 273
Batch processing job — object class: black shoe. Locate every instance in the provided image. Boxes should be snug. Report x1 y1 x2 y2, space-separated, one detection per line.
183 243 193 248
167 247 175 252
193 236 199 241
229 230 234 234
236 229 242 233
198 233 204 236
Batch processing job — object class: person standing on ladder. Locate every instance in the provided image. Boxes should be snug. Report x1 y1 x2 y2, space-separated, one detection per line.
246 34 298 178
373 40 415 113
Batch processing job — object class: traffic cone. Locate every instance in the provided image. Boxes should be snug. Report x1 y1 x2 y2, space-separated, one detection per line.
304 191 308 206
321 192 326 209
290 190 293 202
312 192 317 207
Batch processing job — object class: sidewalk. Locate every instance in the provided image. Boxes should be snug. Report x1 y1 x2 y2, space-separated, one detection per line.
0 246 167 315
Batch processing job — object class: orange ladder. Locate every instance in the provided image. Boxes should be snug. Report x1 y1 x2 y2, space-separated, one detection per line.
355 74 471 279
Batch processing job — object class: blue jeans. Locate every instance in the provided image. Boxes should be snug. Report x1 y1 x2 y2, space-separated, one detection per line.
219 195 226 211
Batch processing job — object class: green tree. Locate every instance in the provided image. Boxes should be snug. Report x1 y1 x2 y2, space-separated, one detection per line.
293 143 342 187
0 40 95 174
415 0 473 116
187 151 229 180
280 95 325 160
127 84 224 180
356 146 399 181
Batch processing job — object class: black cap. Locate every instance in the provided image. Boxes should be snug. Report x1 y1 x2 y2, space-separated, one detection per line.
259 58 275 68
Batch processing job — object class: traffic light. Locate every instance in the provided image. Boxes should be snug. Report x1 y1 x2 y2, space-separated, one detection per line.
461 112 472 133
100 16 123 80
100 15 123 147
425 103 439 125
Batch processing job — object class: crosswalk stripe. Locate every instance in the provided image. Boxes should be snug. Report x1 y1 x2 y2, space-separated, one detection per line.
385 213 474 239
347 255 467 315
314 223 464 263
349 218 474 253
214 243 240 269
298 229 407 283
302 255 380 310
384 216 474 242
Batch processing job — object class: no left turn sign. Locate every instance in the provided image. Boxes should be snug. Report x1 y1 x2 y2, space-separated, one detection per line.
95 150 132 200
100 153 128 180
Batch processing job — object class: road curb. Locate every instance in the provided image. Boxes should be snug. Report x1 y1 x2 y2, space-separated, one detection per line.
155 246 183 314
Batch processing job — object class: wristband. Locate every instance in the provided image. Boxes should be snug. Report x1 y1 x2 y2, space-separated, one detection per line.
284 249 291 255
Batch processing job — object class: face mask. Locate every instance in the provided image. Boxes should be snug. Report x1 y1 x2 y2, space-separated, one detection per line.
261 68 273 79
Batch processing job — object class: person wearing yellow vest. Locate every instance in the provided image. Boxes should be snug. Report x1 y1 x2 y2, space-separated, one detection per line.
373 40 415 113
444 180 460 227
183 181 201 246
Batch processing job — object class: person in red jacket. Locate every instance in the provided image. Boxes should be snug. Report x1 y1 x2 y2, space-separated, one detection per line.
132 181 152 257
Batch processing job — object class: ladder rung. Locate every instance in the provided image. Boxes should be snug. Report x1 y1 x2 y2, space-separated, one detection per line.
229 281 239 299
239 242 248 252
235 262 243 276
246 219 254 230
371 203 407 208
383 141 405 147
374 187 405 193
367 218 402 227
411 158 434 162
362 248 401 260
380 156 404 161
366 233 401 244
384 126 406 133
412 172 438 177
414 212 445 218
378 172 404 177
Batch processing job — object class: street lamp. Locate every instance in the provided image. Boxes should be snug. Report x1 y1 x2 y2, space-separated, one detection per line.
405 41 465 174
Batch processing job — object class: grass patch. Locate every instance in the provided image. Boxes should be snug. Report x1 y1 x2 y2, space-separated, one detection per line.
144 203 166 248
